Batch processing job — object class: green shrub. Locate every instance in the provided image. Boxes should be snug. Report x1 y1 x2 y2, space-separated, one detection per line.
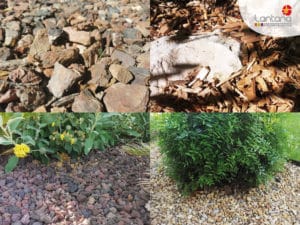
158 113 286 195
0 113 149 172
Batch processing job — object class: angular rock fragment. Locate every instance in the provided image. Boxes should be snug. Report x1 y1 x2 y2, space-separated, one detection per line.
0 58 28 70
72 89 103 112
0 28 4 43
16 87 46 111
0 89 18 104
41 48 79 68
63 27 91 46
104 83 149 112
9 68 42 84
109 64 133 84
128 67 149 85
111 50 135 68
3 21 21 47
47 27 64 45
29 29 51 59
89 58 112 87
0 47 13 60
47 62 83 98
136 52 149 69
82 42 101 67
4 29 20 47
15 34 34 55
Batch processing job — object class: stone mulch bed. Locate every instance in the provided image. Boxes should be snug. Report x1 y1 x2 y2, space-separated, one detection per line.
0 147 150 225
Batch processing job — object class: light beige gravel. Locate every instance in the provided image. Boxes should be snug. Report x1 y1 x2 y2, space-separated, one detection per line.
150 143 300 225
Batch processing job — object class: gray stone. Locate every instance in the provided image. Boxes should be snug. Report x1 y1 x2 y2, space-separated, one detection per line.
109 64 133 84
47 62 83 98
12 222 22 225
111 50 135 68
123 28 142 40
32 223 43 225
4 29 19 47
0 47 13 60
104 83 149 112
47 27 64 45
128 67 149 85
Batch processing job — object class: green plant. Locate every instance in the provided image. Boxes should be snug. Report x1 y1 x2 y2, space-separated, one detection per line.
0 113 149 172
158 113 287 195
277 113 300 162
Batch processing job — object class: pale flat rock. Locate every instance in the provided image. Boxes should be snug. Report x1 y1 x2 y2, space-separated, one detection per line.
150 31 242 93
63 27 91 46
47 62 82 98
104 83 149 112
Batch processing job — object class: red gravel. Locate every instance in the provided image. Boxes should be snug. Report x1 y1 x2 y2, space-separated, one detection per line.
0 147 149 225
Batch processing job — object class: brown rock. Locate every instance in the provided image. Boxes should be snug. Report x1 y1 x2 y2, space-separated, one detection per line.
51 107 67 112
43 68 53 78
103 83 149 112
0 28 4 43
136 52 149 69
109 64 133 84
15 34 34 55
0 89 18 104
29 29 51 59
82 42 100 67
63 27 91 46
41 48 79 68
72 89 103 112
47 62 83 98
89 58 112 87
136 21 150 37
9 68 42 84
34 106 47 112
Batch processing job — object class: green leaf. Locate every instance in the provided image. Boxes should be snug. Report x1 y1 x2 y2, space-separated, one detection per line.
0 115 3 127
22 135 35 146
126 130 142 137
7 117 23 133
0 137 13 145
84 136 94 155
5 156 19 173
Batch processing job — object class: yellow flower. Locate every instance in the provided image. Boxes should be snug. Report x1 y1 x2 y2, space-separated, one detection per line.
13 144 30 158
70 138 75 145
60 133 65 141
51 122 55 127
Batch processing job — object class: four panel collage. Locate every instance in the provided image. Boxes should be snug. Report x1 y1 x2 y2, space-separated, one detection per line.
0 0 299 225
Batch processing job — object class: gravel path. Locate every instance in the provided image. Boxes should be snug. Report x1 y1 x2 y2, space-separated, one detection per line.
150 143 300 225
0 147 150 225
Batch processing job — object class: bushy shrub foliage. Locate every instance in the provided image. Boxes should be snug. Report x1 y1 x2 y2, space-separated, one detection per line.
158 113 286 195
0 113 149 172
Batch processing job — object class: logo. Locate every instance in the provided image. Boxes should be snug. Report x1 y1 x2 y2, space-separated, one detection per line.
282 5 292 16
254 5 292 27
